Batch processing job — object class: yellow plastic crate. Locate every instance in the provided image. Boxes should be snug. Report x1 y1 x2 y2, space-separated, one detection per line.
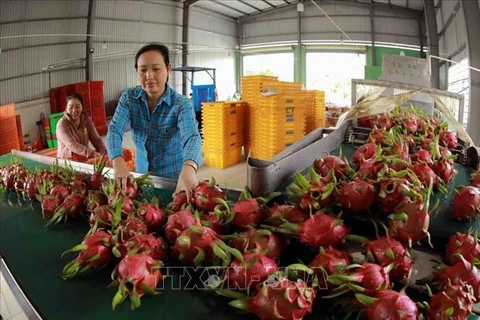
204 146 243 169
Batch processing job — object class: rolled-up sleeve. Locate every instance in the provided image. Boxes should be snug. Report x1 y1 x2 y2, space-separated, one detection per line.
177 98 202 166
107 90 131 161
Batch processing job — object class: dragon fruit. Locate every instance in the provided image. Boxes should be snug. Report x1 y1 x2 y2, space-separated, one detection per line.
228 228 285 259
126 234 168 261
84 190 108 213
431 158 455 185
223 277 315 320
309 246 352 292
347 234 412 281
452 186 480 220
357 116 373 128
426 283 476 320
328 262 391 295
352 143 378 167
61 230 114 279
378 177 415 213
262 212 349 250
172 225 242 267
225 252 278 292
313 154 349 180
88 155 107 190
137 198 166 233
367 126 388 144
193 177 225 213
439 130 458 149
120 217 149 241
264 204 308 227
123 173 153 199
431 256 480 300
40 194 64 218
164 209 200 243
388 181 433 247
46 193 86 226
411 148 434 165
355 290 418 320
232 188 280 229
411 163 445 191
445 232 480 265
49 184 70 199
373 114 393 130
339 179 376 214
168 191 189 211
288 168 337 211
111 253 163 310
89 204 115 231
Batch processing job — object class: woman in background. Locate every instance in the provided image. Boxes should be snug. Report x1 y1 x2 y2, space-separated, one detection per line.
107 43 202 201
56 93 107 160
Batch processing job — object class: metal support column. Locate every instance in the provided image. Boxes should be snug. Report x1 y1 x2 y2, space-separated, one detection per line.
370 5 376 66
181 0 198 96
235 19 242 93
423 0 439 88
462 0 480 145
86 0 96 81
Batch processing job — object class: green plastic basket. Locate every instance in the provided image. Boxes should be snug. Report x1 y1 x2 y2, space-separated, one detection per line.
49 112 64 135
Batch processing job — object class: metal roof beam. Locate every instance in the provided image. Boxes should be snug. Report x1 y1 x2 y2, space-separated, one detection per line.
210 0 249 15
238 0 263 12
261 0 277 8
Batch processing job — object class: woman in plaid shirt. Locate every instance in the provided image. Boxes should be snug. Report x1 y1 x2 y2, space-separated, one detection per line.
107 43 202 201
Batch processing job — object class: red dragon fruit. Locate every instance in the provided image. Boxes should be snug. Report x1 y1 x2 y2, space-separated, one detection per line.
411 148 434 165
357 116 373 128
23 174 42 201
232 188 280 230
49 184 70 199
452 186 480 220
137 198 166 233
164 209 200 243
194 177 226 213
378 177 416 214
288 168 337 211
46 193 86 226
88 155 107 190
367 126 388 144
228 228 285 259
373 113 393 130
126 234 168 261
355 290 418 320
356 158 388 181
124 173 154 199
426 282 476 320
471 169 480 188
89 204 115 231
111 253 163 310
262 212 349 250
352 143 378 167
84 190 108 213
445 231 480 265
411 163 445 191
439 130 458 149
225 252 278 292
222 277 316 320
39 194 63 218
313 154 349 180
61 230 114 279
431 256 480 300
172 225 242 267
120 217 148 241
347 234 413 281
168 191 189 211
309 246 352 292
431 158 455 185
328 262 391 295
339 179 376 214
264 204 308 227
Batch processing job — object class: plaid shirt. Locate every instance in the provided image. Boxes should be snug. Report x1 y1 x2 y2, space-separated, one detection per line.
107 85 202 179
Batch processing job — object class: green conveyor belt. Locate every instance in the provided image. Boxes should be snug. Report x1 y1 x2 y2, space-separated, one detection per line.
1 153 479 320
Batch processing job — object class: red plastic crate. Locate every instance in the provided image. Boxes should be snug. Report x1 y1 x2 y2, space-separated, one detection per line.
96 125 107 136
73 81 89 93
89 81 104 91
49 89 57 113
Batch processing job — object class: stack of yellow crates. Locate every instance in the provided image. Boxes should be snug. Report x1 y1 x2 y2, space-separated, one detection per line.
303 90 326 133
314 91 326 128
250 94 306 160
241 75 279 153
202 101 245 168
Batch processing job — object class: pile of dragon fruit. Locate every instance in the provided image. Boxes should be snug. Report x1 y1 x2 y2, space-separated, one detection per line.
1 105 480 319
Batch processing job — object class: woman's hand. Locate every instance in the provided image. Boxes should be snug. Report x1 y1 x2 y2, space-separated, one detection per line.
175 163 198 202
112 156 131 191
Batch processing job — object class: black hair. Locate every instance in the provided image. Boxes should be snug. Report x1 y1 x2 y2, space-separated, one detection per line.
66 92 83 105
135 43 170 69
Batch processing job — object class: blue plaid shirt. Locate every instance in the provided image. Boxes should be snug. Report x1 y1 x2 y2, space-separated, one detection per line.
107 85 202 179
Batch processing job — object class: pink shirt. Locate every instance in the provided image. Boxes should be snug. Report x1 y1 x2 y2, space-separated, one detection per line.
56 112 107 159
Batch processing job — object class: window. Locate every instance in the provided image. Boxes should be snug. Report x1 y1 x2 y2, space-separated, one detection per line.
306 52 365 107
448 58 470 128
243 53 294 81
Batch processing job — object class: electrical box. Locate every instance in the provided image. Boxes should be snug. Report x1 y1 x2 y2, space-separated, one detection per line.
192 84 215 113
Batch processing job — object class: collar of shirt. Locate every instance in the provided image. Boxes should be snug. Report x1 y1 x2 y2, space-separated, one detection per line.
133 85 172 111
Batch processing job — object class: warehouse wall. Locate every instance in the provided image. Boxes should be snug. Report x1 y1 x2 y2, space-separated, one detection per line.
240 1 423 48
434 0 470 127
0 0 237 139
